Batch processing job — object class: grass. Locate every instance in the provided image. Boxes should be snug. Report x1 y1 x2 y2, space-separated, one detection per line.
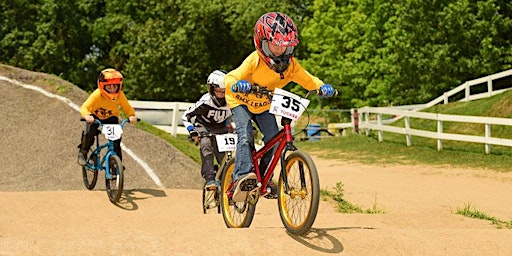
455 203 512 229
135 121 201 163
321 182 386 214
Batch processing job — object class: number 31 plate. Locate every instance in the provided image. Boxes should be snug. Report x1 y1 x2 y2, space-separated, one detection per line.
102 124 123 140
270 88 310 121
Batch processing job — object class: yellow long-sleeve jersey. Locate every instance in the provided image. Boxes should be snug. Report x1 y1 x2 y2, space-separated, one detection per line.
224 51 324 114
79 89 136 120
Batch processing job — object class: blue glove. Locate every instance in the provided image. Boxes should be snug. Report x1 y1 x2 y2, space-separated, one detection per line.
320 84 335 97
231 80 251 93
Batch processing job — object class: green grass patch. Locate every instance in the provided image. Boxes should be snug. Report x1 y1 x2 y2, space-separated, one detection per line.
135 121 201 164
455 203 512 229
321 182 386 214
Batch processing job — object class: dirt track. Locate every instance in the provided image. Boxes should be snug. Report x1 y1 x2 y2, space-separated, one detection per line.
1 65 512 255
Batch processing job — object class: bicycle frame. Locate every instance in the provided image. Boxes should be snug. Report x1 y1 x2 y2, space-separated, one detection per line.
84 119 126 179
226 117 297 197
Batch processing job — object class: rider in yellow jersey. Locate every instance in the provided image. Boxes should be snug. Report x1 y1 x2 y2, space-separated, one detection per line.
224 12 335 202
77 68 138 166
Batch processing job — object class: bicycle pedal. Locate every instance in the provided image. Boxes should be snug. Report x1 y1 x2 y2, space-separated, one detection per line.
240 179 258 191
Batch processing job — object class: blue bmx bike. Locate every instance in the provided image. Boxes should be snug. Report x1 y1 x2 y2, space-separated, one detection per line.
81 118 135 203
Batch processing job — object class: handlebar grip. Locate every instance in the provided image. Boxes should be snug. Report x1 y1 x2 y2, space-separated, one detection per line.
231 83 260 93
316 89 339 97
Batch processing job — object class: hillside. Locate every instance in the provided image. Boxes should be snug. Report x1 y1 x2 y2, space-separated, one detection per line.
0 64 202 191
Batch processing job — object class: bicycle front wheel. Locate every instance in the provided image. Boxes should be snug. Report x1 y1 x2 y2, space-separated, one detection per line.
278 150 320 236
105 155 124 203
82 152 98 190
220 158 256 228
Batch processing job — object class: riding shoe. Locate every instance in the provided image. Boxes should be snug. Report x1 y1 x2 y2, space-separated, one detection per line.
77 149 87 166
232 173 257 202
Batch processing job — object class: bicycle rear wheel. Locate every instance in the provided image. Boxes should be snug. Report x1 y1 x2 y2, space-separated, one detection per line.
82 152 98 190
105 155 124 203
220 158 256 228
278 150 320 236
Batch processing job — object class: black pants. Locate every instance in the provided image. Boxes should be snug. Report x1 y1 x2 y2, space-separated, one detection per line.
78 115 122 160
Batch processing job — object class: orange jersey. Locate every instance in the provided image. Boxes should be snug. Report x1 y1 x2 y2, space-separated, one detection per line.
224 51 324 113
79 89 135 120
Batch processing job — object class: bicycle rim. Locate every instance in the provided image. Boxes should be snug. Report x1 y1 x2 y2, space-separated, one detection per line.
82 152 98 190
278 150 320 236
105 155 124 203
220 158 256 228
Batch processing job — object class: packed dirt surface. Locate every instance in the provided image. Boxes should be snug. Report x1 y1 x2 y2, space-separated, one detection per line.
1 65 512 255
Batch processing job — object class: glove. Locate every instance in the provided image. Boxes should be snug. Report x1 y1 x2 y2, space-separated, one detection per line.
186 125 195 132
320 84 335 97
189 130 199 138
231 80 251 93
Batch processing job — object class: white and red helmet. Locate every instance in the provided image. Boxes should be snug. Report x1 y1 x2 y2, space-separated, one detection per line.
253 12 299 74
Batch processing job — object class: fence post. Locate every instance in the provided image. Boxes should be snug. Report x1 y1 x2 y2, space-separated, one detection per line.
485 124 491 154
405 116 411 146
377 113 383 142
352 108 359 134
437 119 443 151
171 102 180 136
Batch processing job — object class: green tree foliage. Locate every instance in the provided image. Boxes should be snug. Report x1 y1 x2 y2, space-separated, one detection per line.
301 0 512 108
1 0 512 108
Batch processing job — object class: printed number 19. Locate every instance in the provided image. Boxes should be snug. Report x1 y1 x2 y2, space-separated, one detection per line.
224 137 235 145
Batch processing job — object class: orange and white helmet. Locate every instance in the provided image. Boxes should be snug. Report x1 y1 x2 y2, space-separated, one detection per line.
97 68 123 101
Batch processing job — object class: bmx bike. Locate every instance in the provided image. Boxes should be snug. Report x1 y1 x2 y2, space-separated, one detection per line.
220 86 336 235
80 118 137 203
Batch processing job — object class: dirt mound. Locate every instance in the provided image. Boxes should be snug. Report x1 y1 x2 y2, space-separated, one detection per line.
0 64 202 191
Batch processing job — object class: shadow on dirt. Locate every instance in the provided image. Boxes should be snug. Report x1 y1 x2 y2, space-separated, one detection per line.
288 226 375 254
114 188 168 210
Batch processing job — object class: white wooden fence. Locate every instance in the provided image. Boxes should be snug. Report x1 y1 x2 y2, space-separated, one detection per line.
348 68 512 154
129 100 194 136
358 106 512 154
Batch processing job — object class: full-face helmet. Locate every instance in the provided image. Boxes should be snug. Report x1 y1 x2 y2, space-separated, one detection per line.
207 70 227 107
253 12 299 74
97 68 123 101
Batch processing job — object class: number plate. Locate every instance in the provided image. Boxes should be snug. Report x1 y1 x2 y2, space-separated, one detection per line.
215 133 237 152
270 88 310 121
102 124 123 140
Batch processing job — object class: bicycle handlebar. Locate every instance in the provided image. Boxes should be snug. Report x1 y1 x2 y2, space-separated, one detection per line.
79 117 141 128
232 83 338 98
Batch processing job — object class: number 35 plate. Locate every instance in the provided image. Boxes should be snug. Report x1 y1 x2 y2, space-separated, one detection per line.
270 88 310 121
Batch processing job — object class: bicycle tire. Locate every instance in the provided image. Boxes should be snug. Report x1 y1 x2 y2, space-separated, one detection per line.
82 152 98 190
278 150 320 236
220 158 256 228
105 155 124 203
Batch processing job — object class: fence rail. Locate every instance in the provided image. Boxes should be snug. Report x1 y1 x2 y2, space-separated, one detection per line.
129 100 193 136
345 68 512 154
357 107 512 154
